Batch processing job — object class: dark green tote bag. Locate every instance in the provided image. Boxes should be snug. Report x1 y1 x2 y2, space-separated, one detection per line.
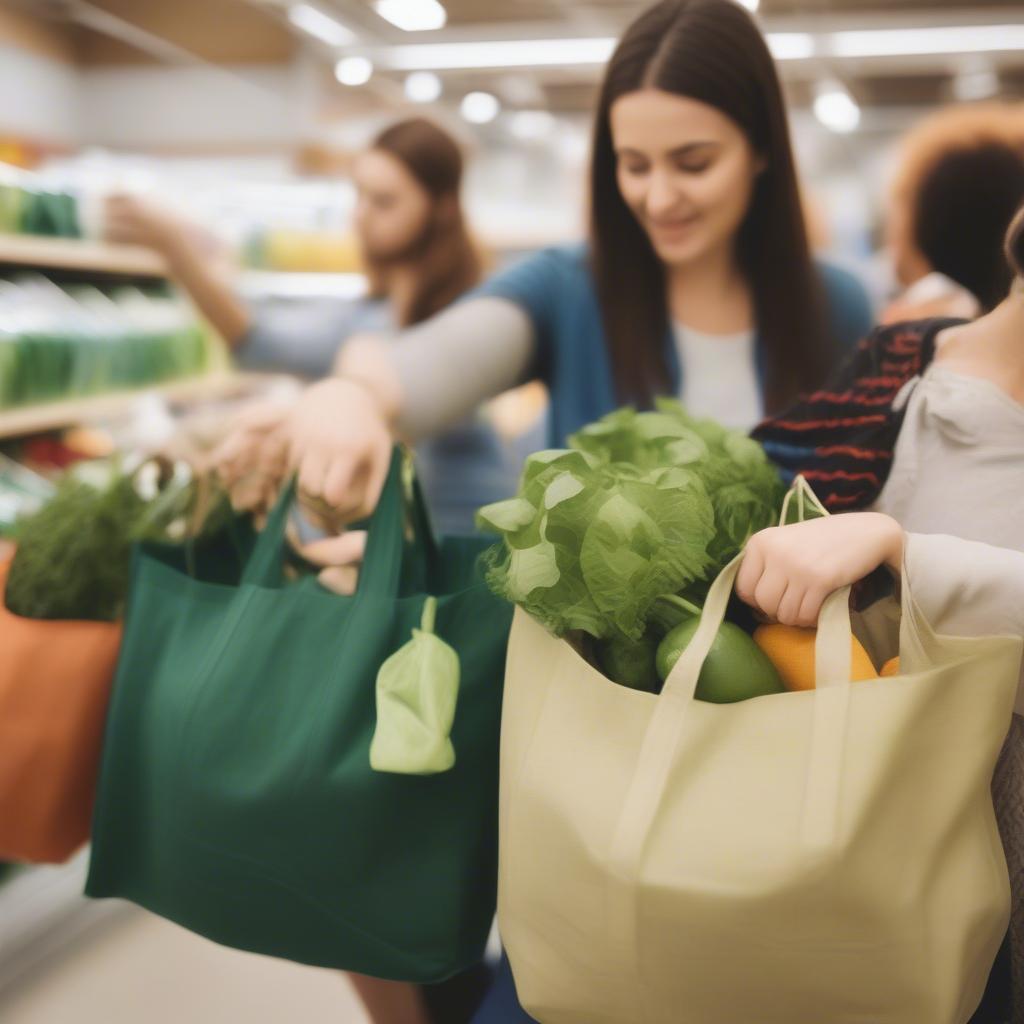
85 451 513 981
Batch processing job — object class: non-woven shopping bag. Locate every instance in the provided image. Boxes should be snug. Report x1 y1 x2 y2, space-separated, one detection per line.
0 516 248 865
498 479 1022 1023
85 450 512 981
0 558 122 863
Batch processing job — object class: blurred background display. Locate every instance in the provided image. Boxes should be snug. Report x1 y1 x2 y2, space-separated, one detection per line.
0 1 1021 1022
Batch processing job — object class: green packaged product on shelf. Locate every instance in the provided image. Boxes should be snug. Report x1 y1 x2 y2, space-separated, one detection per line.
18 189 80 239
0 278 212 410
0 184 23 234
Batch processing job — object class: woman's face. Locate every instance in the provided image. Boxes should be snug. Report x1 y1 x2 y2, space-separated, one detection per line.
352 149 432 262
611 89 764 269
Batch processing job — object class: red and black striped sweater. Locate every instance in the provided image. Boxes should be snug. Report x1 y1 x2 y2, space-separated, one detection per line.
752 318 966 511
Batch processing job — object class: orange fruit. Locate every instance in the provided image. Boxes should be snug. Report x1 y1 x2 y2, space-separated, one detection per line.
753 624 878 692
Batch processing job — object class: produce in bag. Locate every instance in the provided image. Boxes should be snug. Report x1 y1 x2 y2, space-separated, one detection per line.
753 623 878 691
657 609 785 703
477 401 786 697
0 458 243 865
5 458 234 621
881 655 901 677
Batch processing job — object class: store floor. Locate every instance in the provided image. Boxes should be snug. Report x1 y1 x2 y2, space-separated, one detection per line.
0 907 370 1023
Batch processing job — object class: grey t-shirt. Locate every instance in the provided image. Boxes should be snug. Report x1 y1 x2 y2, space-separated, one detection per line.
874 361 1024 1013
236 296 392 379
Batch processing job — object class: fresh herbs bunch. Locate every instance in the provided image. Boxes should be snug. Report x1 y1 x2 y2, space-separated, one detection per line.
5 460 232 622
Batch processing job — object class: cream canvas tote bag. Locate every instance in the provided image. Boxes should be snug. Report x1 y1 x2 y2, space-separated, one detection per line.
498 481 1022 1023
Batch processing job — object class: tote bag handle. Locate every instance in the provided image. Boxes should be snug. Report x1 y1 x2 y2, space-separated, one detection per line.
241 448 439 601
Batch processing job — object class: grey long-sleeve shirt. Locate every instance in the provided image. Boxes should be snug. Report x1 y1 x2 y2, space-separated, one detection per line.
236 295 533 535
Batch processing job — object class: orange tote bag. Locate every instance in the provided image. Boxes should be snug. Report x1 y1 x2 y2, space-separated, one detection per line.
0 558 122 863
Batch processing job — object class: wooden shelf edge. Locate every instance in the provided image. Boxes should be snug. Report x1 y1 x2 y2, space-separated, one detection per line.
0 234 168 277
0 372 269 439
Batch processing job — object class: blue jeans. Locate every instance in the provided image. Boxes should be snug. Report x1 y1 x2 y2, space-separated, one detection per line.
473 941 1011 1024
469 954 536 1023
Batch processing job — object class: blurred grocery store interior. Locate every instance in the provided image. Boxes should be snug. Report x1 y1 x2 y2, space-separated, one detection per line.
0 0 1022 1021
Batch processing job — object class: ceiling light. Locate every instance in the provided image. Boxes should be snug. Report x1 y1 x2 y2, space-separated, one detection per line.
768 33 814 60
356 22 1024 73
737 0 760 11
404 71 442 103
370 34 812 71
335 56 373 86
288 4 354 47
461 92 500 125
374 0 446 32
828 24 1024 59
384 38 615 70
813 81 861 134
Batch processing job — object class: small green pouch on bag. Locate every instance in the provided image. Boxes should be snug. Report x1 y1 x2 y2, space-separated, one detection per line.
371 596 460 775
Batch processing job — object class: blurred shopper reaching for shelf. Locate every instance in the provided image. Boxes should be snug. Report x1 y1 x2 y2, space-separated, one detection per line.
103 118 526 538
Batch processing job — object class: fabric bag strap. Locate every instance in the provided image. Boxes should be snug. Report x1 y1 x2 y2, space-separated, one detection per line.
242 448 438 599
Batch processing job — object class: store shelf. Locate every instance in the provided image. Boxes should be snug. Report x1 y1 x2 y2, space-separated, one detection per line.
0 372 270 440
0 234 167 278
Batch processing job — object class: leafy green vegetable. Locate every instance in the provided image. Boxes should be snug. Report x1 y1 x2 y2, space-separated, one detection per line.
477 401 785 688
480 448 715 643
5 460 232 622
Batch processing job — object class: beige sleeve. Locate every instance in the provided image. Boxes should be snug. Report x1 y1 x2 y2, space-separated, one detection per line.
904 533 1024 715
906 534 1024 1011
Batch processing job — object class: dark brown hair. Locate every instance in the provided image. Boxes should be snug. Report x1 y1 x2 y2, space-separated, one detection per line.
590 0 830 411
914 144 1024 311
365 118 483 327
891 102 1024 311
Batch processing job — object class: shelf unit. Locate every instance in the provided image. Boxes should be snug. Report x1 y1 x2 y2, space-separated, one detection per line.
0 234 271 438
0 239 256 985
0 234 167 278
0 372 269 440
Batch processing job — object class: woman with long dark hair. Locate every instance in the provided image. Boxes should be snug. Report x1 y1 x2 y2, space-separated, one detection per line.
227 0 872 531
214 2 874 1020
358 118 484 329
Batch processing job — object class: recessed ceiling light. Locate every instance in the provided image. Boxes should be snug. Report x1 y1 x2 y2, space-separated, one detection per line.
404 71 442 103
813 80 861 134
335 56 373 86
374 0 446 32
461 91 500 125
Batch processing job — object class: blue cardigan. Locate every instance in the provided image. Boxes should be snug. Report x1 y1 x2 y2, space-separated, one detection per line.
473 244 874 447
